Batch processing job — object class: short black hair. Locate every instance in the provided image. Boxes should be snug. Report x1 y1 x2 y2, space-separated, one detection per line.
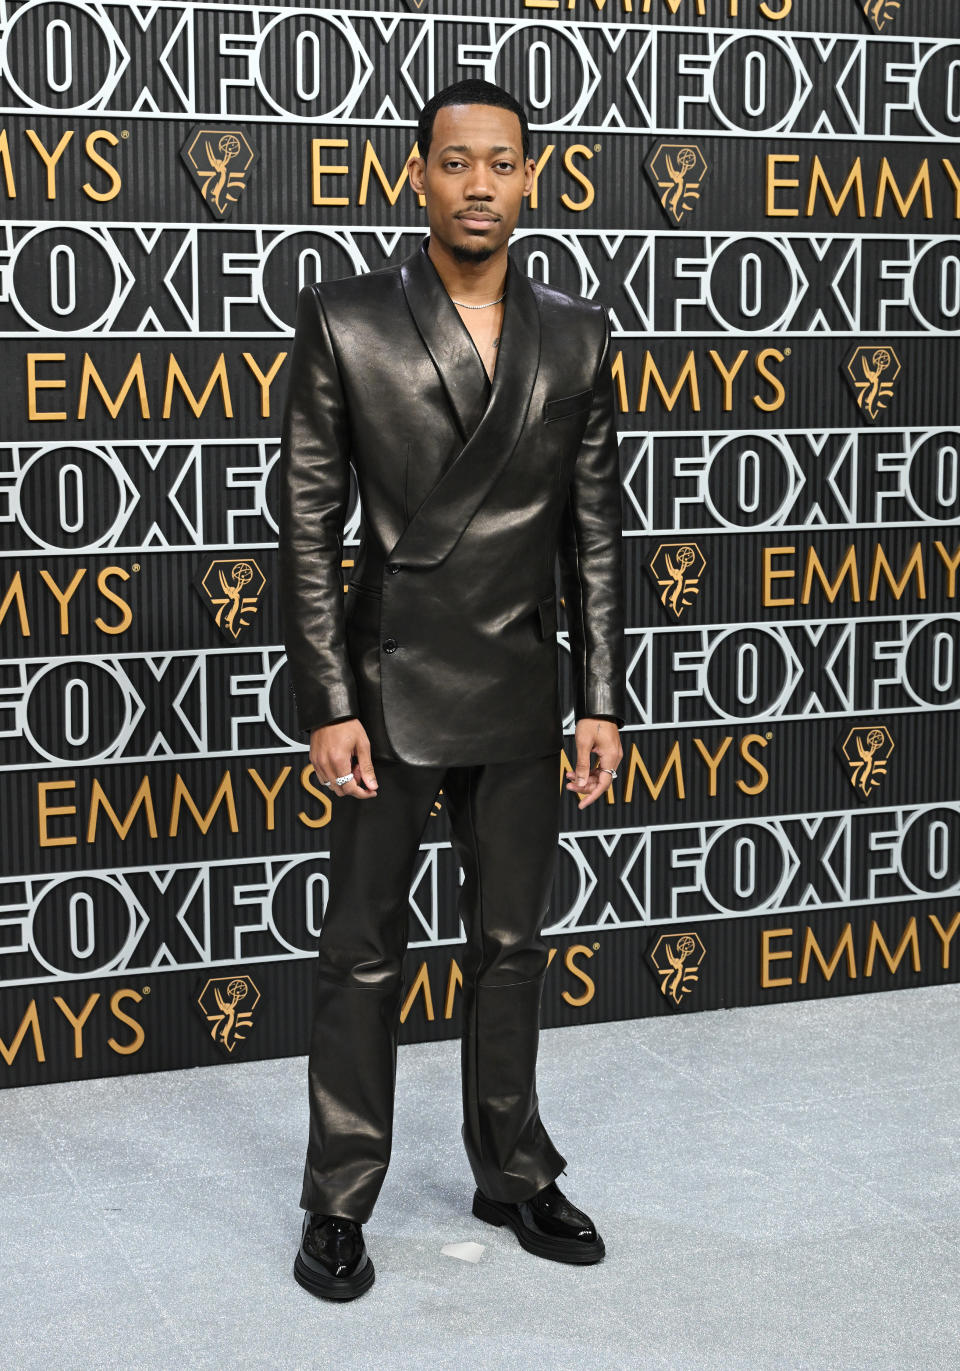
416 79 531 165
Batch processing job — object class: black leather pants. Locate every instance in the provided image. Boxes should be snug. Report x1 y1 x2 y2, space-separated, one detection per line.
299 748 568 1223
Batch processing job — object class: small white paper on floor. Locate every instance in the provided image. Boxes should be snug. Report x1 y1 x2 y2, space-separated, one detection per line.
440 1240 485 1263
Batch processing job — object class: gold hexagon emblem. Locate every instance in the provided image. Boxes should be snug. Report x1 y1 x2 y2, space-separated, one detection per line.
843 344 901 421
861 0 901 34
647 933 706 1006
839 724 894 800
196 557 266 640
180 127 257 219
644 142 709 226
197 974 260 1052
648 541 706 619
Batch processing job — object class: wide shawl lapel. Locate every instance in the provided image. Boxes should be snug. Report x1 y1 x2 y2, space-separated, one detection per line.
389 235 541 569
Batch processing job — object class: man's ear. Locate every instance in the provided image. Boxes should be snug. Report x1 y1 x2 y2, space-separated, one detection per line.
523 156 536 197
408 153 425 195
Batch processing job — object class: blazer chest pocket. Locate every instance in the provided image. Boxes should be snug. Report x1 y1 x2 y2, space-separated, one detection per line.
536 593 558 639
543 387 594 423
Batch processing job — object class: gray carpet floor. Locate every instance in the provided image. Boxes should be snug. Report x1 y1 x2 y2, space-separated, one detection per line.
2 983 958 1370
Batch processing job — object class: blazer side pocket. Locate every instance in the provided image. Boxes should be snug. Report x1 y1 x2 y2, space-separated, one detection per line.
536 593 558 639
543 387 594 423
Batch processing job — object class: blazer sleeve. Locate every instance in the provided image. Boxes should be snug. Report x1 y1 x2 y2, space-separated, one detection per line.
557 307 628 728
277 283 361 738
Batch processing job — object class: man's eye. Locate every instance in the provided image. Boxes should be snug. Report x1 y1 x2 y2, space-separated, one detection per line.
495 162 515 171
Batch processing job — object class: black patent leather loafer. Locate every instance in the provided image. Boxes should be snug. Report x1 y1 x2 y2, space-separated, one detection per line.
293 1211 376 1301
472 1178 605 1264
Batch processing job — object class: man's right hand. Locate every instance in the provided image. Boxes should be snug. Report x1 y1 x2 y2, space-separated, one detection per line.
309 719 379 799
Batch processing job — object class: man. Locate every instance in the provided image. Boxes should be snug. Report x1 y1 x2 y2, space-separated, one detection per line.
278 78 626 1302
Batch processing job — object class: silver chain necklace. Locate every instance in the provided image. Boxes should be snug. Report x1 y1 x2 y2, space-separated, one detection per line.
451 291 506 309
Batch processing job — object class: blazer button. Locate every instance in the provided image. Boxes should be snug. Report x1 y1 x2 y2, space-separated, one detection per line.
383 637 398 652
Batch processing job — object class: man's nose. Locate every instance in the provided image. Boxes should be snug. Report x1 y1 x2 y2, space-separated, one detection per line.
463 170 494 199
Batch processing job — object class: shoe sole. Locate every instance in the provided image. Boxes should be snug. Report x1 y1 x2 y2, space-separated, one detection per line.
293 1249 376 1301
472 1190 606 1265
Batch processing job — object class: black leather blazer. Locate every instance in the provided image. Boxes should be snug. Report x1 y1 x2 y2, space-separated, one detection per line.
277 234 627 766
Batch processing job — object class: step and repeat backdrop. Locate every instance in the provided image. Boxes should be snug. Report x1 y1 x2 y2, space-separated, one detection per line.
1 0 959 1085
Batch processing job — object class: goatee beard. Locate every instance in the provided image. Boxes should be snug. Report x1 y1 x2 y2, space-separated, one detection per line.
450 241 497 264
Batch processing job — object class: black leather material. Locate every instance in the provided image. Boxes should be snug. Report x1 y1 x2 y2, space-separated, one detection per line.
299 749 567 1224
543 386 594 423
536 592 558 640
472 1177 606 1264
522 1179 601 1241
277 234 627 765
294 1212 375 1301
301 1213 368 1275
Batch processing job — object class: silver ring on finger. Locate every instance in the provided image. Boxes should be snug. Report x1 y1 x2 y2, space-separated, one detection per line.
599 767 617 779
333 772 353 786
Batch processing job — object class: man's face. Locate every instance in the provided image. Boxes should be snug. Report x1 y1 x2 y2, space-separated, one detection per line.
408 103 536 263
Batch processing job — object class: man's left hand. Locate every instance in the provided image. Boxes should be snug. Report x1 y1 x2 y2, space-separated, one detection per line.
565 717 623 809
